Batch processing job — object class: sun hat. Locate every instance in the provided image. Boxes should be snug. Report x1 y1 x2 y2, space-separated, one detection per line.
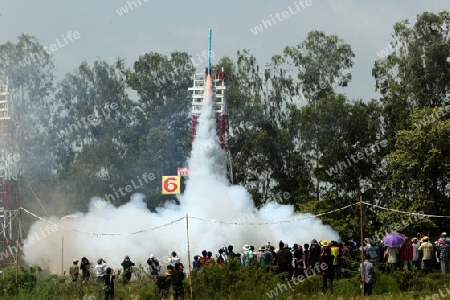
422 236 429 241
150 254 155 259
165 269 172 276
73 258 79 263
242 244 251 251
320 240 330 247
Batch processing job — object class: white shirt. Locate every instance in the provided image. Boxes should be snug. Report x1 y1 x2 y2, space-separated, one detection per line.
95 262 107 277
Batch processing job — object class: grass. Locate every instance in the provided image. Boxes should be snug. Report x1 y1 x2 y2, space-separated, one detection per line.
2 262 450 299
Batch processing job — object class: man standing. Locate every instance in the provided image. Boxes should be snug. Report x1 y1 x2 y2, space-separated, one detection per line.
412 238 420 271
172 263 185 300
147 254 161 276
438 235 450 274
69 258 79 283
418 236 434 274
400 237 413 271
95 258 107 282
121 255 135 282
360 254 376 296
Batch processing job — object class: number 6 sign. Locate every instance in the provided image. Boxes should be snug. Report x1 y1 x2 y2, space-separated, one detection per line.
162 176 180 194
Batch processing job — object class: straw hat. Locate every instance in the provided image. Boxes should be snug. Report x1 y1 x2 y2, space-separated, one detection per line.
319 240 330 247
73 258 79 264
242 244 251 251
165 269 172 276
422 236 429 241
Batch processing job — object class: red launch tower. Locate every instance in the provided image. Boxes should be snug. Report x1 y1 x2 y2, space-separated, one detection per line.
0 79 22 267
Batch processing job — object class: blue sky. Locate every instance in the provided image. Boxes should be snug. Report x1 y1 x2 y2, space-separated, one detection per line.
0 0 448 101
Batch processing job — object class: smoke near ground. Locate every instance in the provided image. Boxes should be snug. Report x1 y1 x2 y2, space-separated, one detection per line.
22 75 339 274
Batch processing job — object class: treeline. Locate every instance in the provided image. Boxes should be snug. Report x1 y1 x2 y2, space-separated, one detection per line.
0 11 449 241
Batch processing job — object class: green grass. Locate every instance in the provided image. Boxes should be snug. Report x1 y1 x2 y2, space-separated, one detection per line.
2 262 450 299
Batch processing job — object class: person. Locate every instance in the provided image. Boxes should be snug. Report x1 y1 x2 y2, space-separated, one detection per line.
276 243 292 278
169 251 181 268
103 267 115 300
227 245 236 259
303 243 310 273
439 235 450 274
366 242 381 266
147 254 161 276
95 258 107 282
69 258 79 283
216 249 225 268
172 263 185 300
192 255 201 271
400 237 413 271
80 257 91 282
159 269 173 300
418 236 434 274
412 238 421 271
360 254 376 296
330 241 341 279
199 250 209 267
121 255 135 282
387 246 399 274
293 244 304 279
320 245 335 294
241 245 250 266
309 239 321 274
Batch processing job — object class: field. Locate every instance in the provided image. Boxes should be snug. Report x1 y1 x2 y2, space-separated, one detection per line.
2 260 450 299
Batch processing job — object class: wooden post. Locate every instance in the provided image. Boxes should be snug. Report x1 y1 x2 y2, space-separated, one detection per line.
186 213 193 299
360 195 364 298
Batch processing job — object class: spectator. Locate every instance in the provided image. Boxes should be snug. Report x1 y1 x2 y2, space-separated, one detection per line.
400 237 413 271
121 255 135 282
227 245 236 259
319 244 335 295
147 254 161 276
199 250 209 267
387 246 399 274
360 254 376 296
172 263 185 300
309 239 321 274
418 236 434 274
95 258 107 282
103 267 115 300
412 238 421 271
69 258 79 283
439 234 450 274
192 255 201 271
169 251 181 268
80 257 91 282
159 269 173 300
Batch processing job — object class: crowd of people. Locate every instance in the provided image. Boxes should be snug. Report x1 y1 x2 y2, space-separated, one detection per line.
66 231 449 298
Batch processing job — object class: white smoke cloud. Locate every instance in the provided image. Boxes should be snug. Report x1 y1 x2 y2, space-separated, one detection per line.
23 75 339 275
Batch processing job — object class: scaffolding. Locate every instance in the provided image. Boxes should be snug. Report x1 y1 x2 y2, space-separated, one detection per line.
0 80 22 267
188 72 233 183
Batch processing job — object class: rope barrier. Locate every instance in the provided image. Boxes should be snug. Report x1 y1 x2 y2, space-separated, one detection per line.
17 200 450 236
361 201 450 218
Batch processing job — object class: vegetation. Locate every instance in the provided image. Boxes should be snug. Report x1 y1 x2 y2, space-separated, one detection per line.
2 261 450 299
0 9 450 298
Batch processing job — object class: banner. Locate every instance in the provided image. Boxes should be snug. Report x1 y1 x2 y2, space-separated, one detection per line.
162 176 180 194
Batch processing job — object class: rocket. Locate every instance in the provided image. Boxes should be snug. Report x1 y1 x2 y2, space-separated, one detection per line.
207 28 212 75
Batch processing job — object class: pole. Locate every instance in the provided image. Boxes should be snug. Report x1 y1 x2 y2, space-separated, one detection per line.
61 236 64 276
360 195 364 298
186 213 193 299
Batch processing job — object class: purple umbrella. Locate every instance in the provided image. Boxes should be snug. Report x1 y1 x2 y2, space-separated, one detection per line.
383 232 405 247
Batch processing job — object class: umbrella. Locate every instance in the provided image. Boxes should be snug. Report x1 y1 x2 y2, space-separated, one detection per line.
383 232 405 247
